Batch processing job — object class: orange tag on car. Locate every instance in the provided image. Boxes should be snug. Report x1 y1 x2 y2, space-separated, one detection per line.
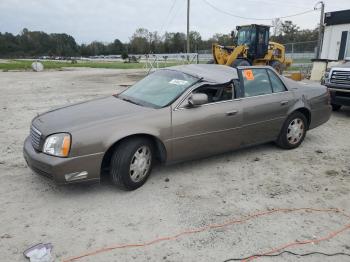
243 70 254 80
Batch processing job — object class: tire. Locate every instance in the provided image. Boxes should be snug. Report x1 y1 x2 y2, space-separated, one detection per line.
276 111 308 149
269 60 284 74
110 138 154 190
207 59 215 64
231 59 251 67
331 104 342 111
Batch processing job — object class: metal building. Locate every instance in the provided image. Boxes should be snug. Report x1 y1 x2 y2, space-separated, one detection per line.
321 9 350 60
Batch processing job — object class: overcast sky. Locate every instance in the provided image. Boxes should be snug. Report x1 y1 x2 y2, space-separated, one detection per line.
0 0 349 43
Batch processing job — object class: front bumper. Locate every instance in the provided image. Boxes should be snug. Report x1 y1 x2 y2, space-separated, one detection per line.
325 81 350 106
326 85 350 106
23 137 104 184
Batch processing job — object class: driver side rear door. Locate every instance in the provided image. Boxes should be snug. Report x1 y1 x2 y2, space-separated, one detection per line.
238 68 295 146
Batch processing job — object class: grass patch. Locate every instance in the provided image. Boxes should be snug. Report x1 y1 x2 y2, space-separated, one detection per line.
0 59 184 71
0 59 312 72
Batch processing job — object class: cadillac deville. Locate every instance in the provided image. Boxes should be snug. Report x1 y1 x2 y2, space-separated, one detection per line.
23 64 331 190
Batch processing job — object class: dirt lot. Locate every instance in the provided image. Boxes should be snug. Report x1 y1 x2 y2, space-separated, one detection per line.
0 68 349 262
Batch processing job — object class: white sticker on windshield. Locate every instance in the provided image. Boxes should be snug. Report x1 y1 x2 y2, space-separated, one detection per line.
169 79 189 85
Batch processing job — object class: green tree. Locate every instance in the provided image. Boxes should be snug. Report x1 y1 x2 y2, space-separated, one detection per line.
189 31 202 52
129 28 150 54
209 33 232 46
108 39 125 54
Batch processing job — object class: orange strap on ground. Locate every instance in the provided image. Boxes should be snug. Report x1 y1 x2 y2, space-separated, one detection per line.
242 223 350 261
62 208 350 262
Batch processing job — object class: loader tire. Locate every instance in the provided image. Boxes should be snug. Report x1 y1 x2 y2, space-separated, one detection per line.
231 59 250 67
270 60 284 74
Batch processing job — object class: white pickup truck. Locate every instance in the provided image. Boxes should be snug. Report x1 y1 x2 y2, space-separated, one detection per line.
323 61 350 111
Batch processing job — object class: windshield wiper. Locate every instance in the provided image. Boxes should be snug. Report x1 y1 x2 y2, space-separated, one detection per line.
120 97 141 106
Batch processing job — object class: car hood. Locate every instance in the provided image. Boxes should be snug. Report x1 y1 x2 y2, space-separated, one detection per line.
32 96 150 135
329 61 350 70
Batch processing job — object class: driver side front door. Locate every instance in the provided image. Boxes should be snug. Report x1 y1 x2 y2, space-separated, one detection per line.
170 84 243 162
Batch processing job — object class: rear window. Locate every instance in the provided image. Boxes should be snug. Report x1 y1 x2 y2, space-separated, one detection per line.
267 70 286 93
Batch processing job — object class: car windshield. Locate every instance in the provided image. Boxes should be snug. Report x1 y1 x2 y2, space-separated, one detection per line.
117 69 199 108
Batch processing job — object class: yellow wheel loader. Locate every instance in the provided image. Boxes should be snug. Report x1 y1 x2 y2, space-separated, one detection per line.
209 24 292 74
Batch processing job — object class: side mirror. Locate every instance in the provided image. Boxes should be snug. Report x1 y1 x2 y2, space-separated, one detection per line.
188 93 208 107
230 30 235 39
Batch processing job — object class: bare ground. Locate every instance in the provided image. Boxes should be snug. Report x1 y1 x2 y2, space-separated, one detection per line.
0 68 349 262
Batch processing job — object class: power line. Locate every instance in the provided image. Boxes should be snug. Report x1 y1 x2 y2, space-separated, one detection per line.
202 0 317 21
234 0 312 9
279 9 317 19
159 0 178 33
165 0 185 31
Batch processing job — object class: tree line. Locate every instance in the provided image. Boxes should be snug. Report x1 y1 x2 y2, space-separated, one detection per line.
0 21 318 58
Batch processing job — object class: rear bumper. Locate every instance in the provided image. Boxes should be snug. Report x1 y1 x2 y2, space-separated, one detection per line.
309 105 332 130
23 137 104 184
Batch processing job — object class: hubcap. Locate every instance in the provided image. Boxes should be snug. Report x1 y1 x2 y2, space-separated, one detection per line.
287 118 304 145
129 146 151 182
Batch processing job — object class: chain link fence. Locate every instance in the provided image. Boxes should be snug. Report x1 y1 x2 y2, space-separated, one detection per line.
284 41 317 61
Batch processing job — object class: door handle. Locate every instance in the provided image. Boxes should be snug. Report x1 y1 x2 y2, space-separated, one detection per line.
226 110 238 116
280 100 289 106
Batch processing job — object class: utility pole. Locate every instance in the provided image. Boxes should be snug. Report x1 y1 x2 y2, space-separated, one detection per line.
186 0 190 60
315 1 325 59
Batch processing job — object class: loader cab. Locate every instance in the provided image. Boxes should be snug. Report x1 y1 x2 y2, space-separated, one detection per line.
236 24 270 60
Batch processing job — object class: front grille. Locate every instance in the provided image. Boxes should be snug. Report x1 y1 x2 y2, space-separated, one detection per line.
30 125 42 150
336 91 350 97
330 70 350 85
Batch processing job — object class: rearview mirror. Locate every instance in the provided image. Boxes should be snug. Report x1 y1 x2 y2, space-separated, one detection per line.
188 93 208 107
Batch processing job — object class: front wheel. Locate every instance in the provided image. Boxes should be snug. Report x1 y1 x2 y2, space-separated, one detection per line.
110 138 154 190
276 112 307 149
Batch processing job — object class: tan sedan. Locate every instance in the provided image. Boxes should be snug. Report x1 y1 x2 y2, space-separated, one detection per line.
23 64 331 190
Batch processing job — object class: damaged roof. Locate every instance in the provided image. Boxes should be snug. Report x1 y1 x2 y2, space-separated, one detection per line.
168 64 238 83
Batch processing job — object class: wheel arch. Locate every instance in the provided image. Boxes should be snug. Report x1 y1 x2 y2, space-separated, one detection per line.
101 133 167 172
291 107 311 129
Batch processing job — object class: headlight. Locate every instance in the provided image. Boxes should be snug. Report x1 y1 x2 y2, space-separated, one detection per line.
324 68 330 79
43 133 71 157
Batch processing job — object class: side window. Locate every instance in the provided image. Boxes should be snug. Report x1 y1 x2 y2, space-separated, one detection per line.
258 31 264 44
242 68 272 97
193 84 233 104
267 70 286 93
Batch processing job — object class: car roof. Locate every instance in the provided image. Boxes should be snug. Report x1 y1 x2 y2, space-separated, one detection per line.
167 64 238 84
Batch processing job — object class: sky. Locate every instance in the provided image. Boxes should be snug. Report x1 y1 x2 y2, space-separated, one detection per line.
0 0 349 44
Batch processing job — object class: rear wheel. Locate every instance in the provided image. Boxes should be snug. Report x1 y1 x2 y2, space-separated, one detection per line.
269 60 284 74
276 112 307 149
110 138 153 190
231 59 251 67
331 104 342 111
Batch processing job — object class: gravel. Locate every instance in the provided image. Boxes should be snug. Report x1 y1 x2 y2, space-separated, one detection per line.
0 68 349 262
